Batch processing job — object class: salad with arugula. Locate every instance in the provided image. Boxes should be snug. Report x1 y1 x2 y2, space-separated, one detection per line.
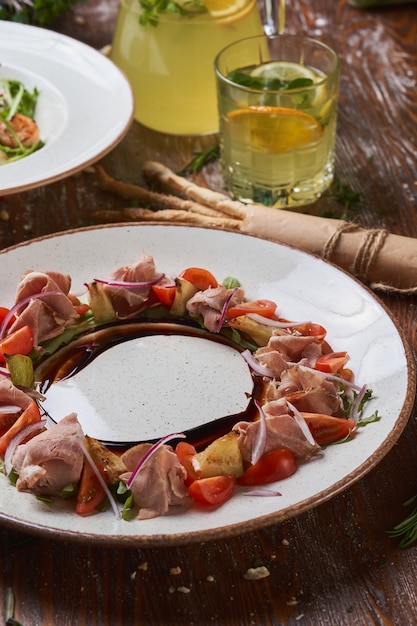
0 78 44 164
0 257 379 521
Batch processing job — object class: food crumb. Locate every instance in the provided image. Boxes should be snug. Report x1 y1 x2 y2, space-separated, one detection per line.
287 597 298 606
138 562 148 571
243 566 270 580
295 614 305 621
282 539 289 546
168 586 176 594
206 575 215 582
74 14 85 24
177 586 191 594
0 208 9 221
130 571 137 580
170 566 182 575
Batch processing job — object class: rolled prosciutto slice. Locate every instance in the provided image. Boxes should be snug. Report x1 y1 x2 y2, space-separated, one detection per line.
8 269 79 348
12 413 84 496
233 410 321 462
186 285 244 332
266 365 344 416
121 443 189 520
102 252 160 318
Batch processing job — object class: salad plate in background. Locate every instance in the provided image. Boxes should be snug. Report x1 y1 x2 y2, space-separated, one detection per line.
0 224 414 547
0 22 134 194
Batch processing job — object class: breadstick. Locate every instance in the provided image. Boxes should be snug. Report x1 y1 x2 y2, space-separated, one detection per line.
121 207 241 230
142 161 248 220
95 165 226 217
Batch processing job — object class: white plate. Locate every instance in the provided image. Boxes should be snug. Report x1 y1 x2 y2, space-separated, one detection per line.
0 224 414 546
0 22 134 194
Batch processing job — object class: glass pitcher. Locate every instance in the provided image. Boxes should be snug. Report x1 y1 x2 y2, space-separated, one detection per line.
110 0 279 135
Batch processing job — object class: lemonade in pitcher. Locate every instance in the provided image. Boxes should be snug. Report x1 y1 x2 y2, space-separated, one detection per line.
110 0 264 135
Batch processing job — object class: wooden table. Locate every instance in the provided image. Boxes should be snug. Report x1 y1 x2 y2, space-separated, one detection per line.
1 0 417 623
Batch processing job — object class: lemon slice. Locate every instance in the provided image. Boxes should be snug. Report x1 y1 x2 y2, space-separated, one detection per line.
226 106 323 153
201 0 247 18
250 61 318 84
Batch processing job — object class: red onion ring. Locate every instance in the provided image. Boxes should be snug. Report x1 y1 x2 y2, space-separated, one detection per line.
286 401 316 446
127 432 186 488
251 400 267 465
241 349 274 379
4 418 47 476
247 313 311 328
79 437 121 520
0 290 62 340
93 273 165 289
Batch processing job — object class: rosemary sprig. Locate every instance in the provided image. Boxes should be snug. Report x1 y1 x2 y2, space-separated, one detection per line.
179 143 220 175
387 495 417 548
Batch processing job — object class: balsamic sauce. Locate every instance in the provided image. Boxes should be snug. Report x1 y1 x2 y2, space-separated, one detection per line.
34 319 264 450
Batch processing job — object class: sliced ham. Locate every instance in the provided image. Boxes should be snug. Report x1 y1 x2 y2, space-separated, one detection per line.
12 413 84 496
120 443 189 520
233 411 320 462
8 270 79 348
0 379 32 436
186 285 244 332
267 365 344 416
0 379 32 412
102 252 159 319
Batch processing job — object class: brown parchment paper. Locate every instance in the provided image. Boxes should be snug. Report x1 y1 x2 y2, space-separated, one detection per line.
241 205 417 294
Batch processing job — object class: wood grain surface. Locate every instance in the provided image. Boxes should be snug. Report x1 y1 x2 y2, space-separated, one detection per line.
1 0 417 624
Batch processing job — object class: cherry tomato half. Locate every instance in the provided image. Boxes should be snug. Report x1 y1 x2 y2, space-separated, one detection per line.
238 448 297 486
179 267 218 291
0 325 34 358
152 284 176 307
0 400 41 456
188 475 236 506
175 441 200 486
300 413 356 445
315 351 348 374
0 307 15 329
225 299 277 320
76 460 108 516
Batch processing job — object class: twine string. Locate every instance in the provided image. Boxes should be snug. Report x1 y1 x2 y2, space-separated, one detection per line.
321 222 417 294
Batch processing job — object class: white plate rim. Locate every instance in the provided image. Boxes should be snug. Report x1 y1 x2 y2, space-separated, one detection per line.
0 223 414 547
0 22 134 194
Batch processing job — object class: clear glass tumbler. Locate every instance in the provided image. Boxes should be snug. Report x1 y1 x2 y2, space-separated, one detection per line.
215 34 340 207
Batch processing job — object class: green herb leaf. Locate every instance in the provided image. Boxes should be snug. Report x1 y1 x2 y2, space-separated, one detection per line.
387 495 417 548
138 0 207 26
227 69 313 92
179 143 220 175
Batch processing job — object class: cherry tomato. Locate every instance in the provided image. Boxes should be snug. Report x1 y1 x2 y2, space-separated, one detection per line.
0 307 15 329
179 267 218 291
238 448 297 486
188 475 236 506
76 460 108 516
225 299 277 320
151 284 176 307
0 400 41 456
300 413 356 445
290 322 327 339
0 410 21 438
175 441 201 486
74 303 91 316
0 325 34 358
315 351 348 374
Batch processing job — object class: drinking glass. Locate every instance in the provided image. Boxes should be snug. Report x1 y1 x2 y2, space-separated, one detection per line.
215 34 340 207
110 0 266 135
